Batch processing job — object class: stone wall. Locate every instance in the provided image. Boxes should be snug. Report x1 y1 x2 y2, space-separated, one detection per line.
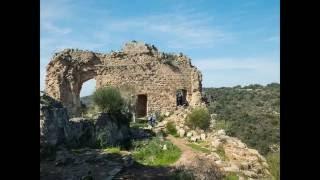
45 41 203 117
40 93 130 157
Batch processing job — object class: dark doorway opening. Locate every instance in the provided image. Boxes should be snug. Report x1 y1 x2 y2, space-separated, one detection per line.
136 94 147 117
176 89 188 106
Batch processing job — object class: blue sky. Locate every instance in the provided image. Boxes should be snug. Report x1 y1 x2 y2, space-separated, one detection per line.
40 0 279 97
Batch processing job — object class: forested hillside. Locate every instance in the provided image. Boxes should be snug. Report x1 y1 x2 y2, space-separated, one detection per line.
203 83 280 155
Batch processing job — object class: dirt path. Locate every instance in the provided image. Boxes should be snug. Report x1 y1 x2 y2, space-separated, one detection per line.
166 135 223 179
116 135 222 179
166 135 207 167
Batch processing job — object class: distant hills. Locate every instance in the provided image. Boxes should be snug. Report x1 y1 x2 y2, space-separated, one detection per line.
203 83 280 155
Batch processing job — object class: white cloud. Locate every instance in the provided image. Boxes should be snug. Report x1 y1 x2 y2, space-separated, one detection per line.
193 57 279 73
100 11 232 49
42 22 72 34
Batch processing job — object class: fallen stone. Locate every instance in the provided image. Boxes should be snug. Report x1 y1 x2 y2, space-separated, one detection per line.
186 132 193 138
163 144 167 150
242 170 258 178
178 129 185 137
216 129 226 136
223 164 239 172
211 139 221 148
200 133 206 140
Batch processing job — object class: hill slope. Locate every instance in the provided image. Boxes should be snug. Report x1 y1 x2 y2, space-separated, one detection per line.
203 83 280 155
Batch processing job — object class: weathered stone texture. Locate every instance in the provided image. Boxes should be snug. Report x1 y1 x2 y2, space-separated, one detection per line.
45 42 203 116
40 93 130 155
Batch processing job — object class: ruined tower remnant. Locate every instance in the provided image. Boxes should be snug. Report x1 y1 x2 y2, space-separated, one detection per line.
45 41 203 117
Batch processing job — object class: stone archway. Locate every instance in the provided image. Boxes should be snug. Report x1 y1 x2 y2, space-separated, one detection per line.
44 42 204 118
45 49 101 117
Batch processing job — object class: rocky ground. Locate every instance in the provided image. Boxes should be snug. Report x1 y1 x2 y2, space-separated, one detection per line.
41 93 272 179
155 107 272 180
40 148 132 180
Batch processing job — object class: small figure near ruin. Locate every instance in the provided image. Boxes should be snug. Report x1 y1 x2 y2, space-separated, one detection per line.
152 113 157 126
147 113 157 127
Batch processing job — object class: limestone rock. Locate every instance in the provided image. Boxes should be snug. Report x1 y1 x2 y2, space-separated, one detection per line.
178 129 185 137
163 144 167 150
200 133 206 140
186 131 193 138
190 136 198 142
216 129 226 136
40 93 70 153
242 170 258 178
211 139 221 148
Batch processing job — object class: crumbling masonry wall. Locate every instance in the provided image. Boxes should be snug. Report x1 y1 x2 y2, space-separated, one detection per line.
45 42 203 117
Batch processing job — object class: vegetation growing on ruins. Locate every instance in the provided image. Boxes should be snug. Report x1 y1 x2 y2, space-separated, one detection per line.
185 107 211 130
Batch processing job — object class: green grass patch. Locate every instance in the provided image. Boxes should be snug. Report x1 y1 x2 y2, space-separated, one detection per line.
266 152 280 180
130 122 148 129
103 147 121 154
166 121 178 136
186 143 211 154
215 145 227 161
132 137 181 166
223 172 239 180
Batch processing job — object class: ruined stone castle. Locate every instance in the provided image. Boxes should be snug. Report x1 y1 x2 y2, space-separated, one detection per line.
45 41 203 117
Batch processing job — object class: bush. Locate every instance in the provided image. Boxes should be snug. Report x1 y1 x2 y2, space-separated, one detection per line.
166 122 177 136
203 83 280 155
92 86 124 113
186 108 211 130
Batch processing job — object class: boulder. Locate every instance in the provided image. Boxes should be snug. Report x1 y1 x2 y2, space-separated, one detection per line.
40 93 71 156
211 139 221 148
186 131 193 138
178 129 185 137
163 144 167 150
223 164 240 172
242 170 258 178
190 136 198 142
216 129 226 136
200 133 206 140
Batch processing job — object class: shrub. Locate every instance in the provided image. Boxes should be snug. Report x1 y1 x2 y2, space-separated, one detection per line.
92 86 124 113
166 122 177 136
186 107 211 130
